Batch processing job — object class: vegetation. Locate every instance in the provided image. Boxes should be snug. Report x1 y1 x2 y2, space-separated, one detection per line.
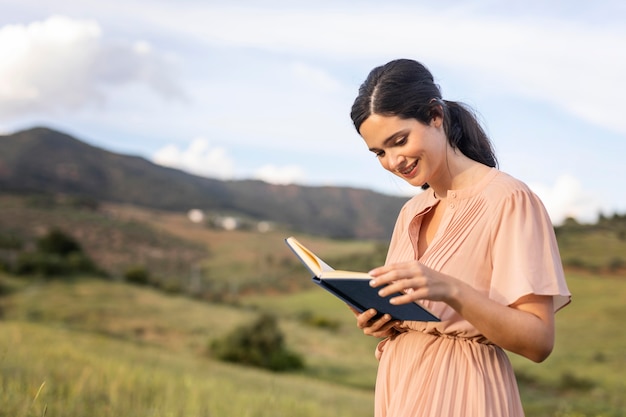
0 194 207 282
13 228 99 278
0 271 625 417
555 214 626 274
210 313 305 372
1 194 625 416
0 321 373 417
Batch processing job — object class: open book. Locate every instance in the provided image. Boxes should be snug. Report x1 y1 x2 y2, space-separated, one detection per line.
285 237 439 322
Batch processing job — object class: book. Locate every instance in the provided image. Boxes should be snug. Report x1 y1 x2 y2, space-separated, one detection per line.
285 236 440 322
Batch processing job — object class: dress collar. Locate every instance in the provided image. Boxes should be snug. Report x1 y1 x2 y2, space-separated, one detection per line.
431 168 499 201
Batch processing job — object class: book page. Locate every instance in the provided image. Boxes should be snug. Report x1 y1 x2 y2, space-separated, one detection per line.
285 237 335 276
286 237 372 279
318 270 372 279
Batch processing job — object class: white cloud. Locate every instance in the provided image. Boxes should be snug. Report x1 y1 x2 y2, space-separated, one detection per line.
152 137 235 180
528 174 601 225
146 4 625 134
0 15 185 118
254 164 305 185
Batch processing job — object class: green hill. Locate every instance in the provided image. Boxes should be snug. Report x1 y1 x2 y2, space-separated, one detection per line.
0 127 407 240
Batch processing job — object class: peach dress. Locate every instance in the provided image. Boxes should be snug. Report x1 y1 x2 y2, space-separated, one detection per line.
374 169 571 417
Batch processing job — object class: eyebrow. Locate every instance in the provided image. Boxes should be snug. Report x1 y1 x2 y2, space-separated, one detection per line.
368 129 410 153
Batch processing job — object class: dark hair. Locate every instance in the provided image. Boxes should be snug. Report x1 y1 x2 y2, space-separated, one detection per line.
350 59 497 172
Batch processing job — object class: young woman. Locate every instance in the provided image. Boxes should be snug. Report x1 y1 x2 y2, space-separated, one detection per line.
350 59 571 417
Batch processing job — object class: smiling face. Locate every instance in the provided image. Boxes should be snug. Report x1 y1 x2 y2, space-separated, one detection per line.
359 114 449 188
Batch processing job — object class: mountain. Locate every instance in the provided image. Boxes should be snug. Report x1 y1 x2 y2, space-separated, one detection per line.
0 127 410 239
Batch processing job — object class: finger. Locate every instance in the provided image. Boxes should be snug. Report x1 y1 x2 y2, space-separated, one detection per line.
376 279 410 297
369 270 403 287
368 264 391 276
368 265 402 283
356 309 379 328
361 312 392 332
367 319 401 338
367 313 395 331
389 292 421 305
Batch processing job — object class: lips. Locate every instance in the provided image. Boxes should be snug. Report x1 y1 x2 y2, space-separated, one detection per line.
399 160 418 176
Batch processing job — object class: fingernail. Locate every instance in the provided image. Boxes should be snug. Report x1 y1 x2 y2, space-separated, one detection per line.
370 279 377 286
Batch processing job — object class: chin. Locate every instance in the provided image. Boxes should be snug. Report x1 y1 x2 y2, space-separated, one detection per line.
405 177 426 188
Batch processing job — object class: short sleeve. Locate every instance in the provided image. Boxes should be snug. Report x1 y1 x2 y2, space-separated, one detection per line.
489 187 571 312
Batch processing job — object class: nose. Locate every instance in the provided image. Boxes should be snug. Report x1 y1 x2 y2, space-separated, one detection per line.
385 149 406 172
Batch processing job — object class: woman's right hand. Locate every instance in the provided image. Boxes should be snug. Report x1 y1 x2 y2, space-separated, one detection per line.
350 307 401 338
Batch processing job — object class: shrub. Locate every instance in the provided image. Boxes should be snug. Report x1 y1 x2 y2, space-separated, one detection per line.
36 228 82 256
559 371 595 391
563 257 587 270
14 252 69 277
209 313 304 372
297 310 341 331
13 229 99 278
124 266 151 286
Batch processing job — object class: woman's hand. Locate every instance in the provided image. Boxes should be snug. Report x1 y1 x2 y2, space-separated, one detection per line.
367 261 556 363
368 261 459 305
350 307 401 338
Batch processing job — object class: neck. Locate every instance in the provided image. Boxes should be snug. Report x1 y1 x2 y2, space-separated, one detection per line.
430 153 490 199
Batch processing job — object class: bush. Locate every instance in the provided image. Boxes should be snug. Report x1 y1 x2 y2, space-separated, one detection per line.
14 252 69 277
297 310 341 331
209 313 304 372
13 229 99 278
124 266 151 286
559 371 595 391
37 228 82 256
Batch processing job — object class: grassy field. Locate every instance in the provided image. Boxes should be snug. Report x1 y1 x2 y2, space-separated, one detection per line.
1 196 625 416
0 276 376 417
509 273 626 416
1 271 625 417
0 322 374 417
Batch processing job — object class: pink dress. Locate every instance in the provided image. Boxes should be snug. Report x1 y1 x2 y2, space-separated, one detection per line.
374 169 571 417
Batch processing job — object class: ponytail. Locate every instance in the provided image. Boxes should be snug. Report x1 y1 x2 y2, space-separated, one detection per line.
442 100 497 168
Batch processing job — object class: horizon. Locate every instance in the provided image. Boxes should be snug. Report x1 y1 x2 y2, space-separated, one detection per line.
4 124 623 226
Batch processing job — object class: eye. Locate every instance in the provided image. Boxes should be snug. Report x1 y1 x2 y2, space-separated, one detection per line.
373 150 385 158
394 136 407 146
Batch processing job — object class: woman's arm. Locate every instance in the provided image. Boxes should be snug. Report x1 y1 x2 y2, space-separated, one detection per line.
367 261 555 363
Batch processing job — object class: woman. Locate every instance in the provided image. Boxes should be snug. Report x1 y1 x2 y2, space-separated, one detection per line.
350 59 571 416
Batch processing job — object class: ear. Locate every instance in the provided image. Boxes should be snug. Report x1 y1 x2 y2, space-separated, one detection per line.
430 106 444 128
429 101 444 127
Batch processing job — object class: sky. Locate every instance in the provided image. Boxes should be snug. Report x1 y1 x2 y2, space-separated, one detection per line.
1 0 625 225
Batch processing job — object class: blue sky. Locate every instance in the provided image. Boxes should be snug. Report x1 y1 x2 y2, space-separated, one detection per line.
1 0 624 224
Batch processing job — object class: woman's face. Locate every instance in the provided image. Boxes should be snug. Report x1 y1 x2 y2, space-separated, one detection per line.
359 114 447 188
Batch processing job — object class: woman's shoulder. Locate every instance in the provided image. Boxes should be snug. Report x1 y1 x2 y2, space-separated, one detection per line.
484 170 536 198
482 170 550 217
485 171 532 193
